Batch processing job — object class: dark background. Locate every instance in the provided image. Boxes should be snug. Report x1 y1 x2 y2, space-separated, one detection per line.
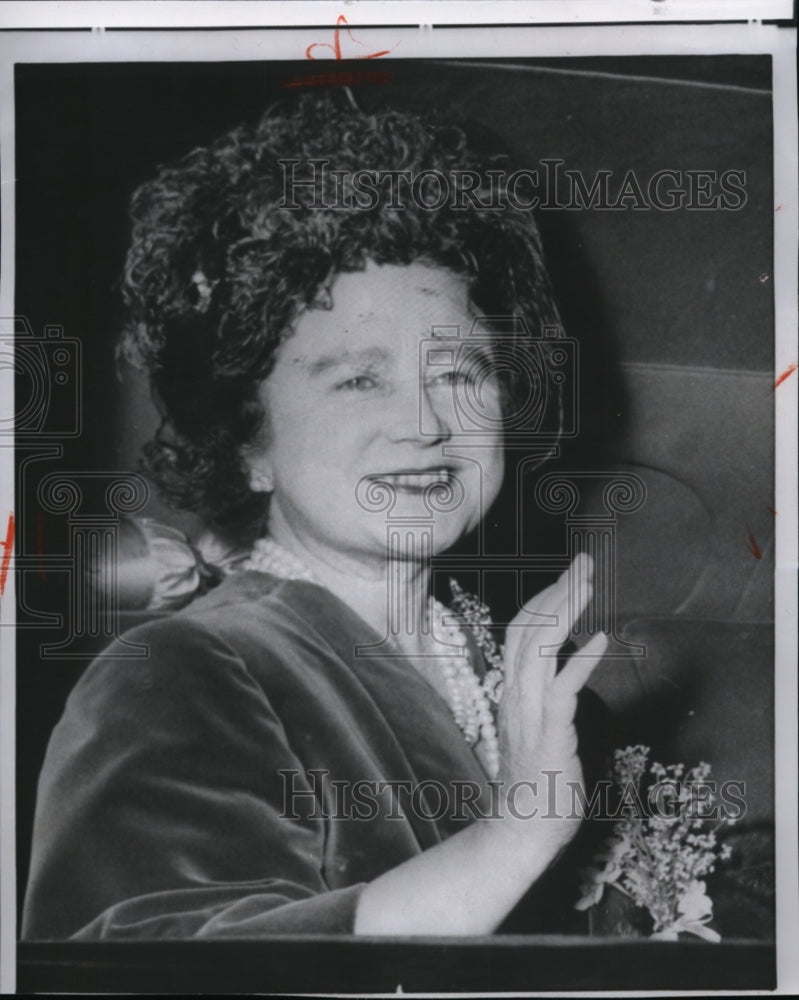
15 55 775 939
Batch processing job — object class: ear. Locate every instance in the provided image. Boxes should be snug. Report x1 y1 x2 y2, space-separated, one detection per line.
246 459 274 494
250 463 274 493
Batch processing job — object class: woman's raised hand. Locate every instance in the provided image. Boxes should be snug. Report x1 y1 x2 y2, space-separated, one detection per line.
496 553 608 843
355 553 608 936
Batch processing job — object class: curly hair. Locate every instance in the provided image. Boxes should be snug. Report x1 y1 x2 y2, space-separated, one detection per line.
121 91 561 534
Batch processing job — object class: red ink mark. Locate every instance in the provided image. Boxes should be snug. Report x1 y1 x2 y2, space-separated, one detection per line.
766 504 777 516
758 273 769 283
746 526 762 560
37 509 47 580
306 15 395 61
0 513 14 595
775 205 783 211
282 69 394 90
773 363 798 390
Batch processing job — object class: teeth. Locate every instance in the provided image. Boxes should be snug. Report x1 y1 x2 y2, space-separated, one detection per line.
375 469 452 489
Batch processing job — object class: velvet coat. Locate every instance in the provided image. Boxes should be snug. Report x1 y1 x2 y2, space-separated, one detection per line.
23 572 503 940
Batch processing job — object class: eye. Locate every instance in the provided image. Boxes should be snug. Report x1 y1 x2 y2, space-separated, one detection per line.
430 368 474 387
336 374 378 391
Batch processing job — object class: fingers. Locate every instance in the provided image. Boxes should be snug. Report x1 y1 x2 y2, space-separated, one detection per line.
519 553 593 628
505 582 568 682
565 552 594 632
542 631 608 734
506 554 594 675
555 630 609 697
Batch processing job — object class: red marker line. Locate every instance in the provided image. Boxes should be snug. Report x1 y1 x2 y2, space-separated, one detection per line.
766 504 777 516
282 70 394 90
746 526 762 560
773 362 798 390
306 15 394 61
0 513 14 595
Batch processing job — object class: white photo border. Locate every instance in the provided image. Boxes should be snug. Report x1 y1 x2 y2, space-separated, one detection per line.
1 15 796 997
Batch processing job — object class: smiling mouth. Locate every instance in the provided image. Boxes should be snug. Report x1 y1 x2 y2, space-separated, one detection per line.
369 468 457 492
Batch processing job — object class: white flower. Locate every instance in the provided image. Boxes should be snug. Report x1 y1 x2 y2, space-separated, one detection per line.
574 746 734 939
191 269 215 311
677 880 714 923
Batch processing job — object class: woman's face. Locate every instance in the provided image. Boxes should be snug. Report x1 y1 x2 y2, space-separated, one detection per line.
250 261 505 570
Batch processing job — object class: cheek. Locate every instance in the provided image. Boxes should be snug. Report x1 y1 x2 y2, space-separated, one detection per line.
483 447 505 505
264 397 321 457
459 449 504 525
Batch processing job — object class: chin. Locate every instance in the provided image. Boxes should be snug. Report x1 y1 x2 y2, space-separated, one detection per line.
345 505 478 563
427 517 476 555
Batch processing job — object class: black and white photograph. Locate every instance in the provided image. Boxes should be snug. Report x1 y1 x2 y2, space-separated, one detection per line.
1 6 797 995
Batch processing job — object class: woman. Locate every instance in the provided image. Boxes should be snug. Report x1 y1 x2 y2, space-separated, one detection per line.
23 92 607 939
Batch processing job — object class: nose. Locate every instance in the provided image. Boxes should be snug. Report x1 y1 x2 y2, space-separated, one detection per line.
387 375 452 446
420 381 453 443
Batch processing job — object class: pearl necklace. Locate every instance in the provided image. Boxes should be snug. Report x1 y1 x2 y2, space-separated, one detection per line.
243 536 317 583
242 537 501 778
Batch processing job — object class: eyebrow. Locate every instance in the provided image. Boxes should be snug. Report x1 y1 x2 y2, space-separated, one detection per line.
459 341 495 363
302 347 390 377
